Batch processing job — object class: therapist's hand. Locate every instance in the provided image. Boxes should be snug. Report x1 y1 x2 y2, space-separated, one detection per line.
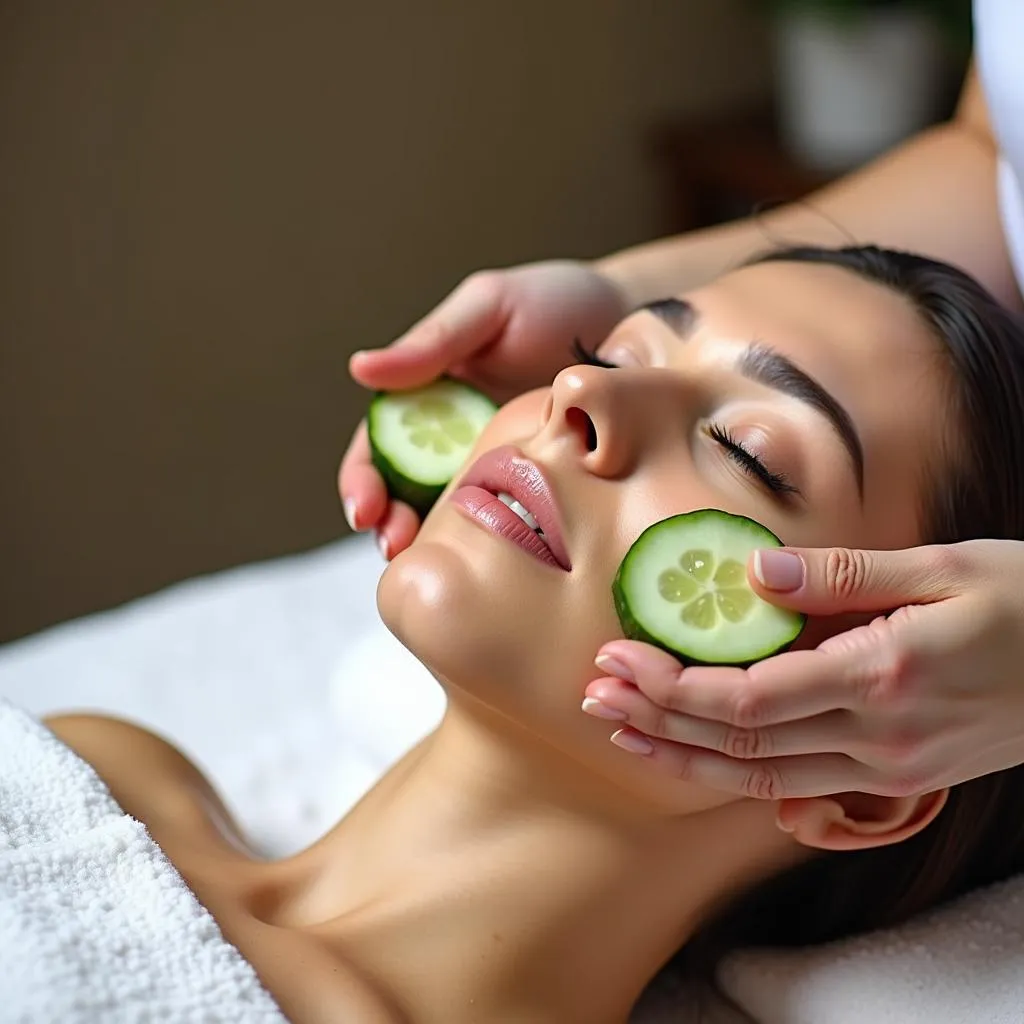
583 540 1024 811
339 260 627 558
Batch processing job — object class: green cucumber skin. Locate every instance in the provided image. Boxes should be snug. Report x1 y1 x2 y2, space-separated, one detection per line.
367 381 497 518
368 436 447 518
611 510 806 668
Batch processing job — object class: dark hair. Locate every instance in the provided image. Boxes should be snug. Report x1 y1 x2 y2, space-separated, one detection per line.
683 245 1024 971
753 245 1024 545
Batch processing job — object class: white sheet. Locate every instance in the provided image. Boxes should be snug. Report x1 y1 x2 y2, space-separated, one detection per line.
0 538 387 857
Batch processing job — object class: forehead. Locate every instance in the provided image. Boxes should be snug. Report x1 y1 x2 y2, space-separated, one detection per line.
689 260 950 546
689 260 937 365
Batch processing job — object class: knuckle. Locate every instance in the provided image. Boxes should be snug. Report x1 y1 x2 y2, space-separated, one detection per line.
650 705 672 741
876 728 924 769
462 269 502 303
722 725 771 760
655 668 690 714
742 764 786 800
881 772 926 798
725 690 768 729
670 748 697 783
859 645 919 708
824 547 871 602
923 544 966 584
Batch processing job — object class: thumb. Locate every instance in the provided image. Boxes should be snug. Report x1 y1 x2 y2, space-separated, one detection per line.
746 545 961 616
350 274 508 391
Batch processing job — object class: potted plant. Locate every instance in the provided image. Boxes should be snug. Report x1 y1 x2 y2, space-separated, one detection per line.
764 0 972 171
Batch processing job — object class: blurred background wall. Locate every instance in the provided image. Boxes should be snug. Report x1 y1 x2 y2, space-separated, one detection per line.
0 0 773 642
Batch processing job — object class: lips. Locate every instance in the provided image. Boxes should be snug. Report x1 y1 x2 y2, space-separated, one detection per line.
451 446 571 571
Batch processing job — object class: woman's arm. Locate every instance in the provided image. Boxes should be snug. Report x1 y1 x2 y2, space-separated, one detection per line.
597 65 1021 311
340 62 1020 555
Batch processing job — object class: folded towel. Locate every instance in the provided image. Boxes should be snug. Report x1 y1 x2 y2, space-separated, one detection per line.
0 698 287 1023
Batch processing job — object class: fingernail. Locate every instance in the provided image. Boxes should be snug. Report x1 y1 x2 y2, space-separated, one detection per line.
581 697 628 722
753 549 804 592
344 498 360 532
377 533 390 561
610 729 654 756
594 653 635 683
776 815 795 833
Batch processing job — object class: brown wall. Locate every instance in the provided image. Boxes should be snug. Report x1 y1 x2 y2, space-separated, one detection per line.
0 1 770 642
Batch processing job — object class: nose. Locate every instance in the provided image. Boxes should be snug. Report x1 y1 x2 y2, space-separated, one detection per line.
539 365 646 478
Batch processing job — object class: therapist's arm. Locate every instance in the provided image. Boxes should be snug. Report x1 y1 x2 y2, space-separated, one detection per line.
597 64 1022 312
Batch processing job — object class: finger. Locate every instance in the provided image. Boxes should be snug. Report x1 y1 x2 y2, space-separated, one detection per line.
608 728 890 799
349 274 507 391
597 640 854 728
375 500 420 561
584 676 856 760
746 544 963 616
338 422 389 532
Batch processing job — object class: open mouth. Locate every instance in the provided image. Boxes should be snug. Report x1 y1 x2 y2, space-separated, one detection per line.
449 446 571 571
495 491 544 535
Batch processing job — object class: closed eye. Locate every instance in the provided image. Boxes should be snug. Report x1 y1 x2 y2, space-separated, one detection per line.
706 422 801 500
570 338 619 369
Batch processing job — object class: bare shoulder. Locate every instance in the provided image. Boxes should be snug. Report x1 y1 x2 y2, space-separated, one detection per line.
44 713 253 856
44 715 406 1023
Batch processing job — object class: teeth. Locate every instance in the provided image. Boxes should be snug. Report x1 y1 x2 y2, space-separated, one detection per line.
497 491 543 534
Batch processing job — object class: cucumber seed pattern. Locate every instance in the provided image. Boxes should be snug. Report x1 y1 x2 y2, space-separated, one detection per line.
400 397 476 455
657 550 755 629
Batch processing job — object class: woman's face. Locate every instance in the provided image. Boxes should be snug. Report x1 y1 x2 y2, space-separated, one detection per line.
377 259 948 813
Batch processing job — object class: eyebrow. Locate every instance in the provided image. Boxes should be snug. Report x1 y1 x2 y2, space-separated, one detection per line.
640 299 865 497
638 298 697 337
738 344 865 497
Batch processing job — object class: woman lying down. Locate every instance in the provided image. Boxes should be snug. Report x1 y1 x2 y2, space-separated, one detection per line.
46 246 1024 1024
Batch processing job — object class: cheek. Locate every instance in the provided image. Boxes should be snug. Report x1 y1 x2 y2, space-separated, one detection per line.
378 513 743 818
475 389 547 450
380 518 620 721
380 402 751 815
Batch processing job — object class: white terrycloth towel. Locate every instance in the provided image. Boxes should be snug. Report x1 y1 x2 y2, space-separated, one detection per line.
718 873 1024 1024
3 537 1024 1023
0 698 287 1024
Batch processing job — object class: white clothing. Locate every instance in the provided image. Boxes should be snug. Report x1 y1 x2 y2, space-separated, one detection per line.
975 0 1024 292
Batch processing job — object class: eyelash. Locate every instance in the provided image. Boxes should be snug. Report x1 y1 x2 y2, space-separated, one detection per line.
706 423 798 497
570 338 798 499
571 337 618 369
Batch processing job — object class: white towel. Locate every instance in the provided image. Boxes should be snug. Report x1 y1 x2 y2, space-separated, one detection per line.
0 698 287 1024
3 537 1024 1023
718 873 1024 1024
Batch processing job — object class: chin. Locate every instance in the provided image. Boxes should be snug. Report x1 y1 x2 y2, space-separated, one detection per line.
376 538 482 685
377 522 748 816
375 509 592 719
377 540 550 693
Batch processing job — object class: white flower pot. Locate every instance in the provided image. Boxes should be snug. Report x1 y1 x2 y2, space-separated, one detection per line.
774 7 945 172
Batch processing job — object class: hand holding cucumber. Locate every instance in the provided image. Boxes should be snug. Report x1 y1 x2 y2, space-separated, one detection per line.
586 539 1024 813
338 261 627 558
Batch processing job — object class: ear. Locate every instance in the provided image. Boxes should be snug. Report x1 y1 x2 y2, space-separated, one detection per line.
776 789 949 852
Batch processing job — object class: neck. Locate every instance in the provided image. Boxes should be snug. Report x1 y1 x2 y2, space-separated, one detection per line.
278 696 802 1024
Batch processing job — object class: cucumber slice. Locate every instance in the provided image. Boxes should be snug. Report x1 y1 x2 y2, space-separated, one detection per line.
368 379 497 516
612 509 805 666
